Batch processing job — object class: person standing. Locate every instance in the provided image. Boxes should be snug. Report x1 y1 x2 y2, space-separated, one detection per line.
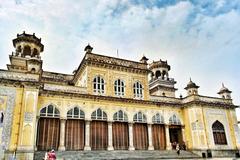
48 149 56 160
176 143 180 155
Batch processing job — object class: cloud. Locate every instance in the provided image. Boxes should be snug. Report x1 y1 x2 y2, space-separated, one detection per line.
0 0 239 111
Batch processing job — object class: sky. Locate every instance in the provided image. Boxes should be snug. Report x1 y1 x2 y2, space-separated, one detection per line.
0 0 239 117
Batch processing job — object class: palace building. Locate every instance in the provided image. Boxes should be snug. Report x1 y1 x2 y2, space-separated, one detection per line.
0 32 239 159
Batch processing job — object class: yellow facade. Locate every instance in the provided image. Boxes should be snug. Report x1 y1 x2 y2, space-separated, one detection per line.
0 32 240 159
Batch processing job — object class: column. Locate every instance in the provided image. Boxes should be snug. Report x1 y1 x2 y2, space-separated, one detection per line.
107 121 114 150
148 124 154 150
128 122 135 150
84 120 91 150
58 118 66 151
165 125 171 150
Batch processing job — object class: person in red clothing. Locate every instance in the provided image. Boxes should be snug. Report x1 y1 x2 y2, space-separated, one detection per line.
47 149 56 160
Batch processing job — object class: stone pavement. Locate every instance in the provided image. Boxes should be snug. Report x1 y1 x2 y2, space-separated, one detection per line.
35 150 201 160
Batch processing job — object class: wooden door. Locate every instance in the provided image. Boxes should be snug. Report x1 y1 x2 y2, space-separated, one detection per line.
90 121 108 150
37 118 60 150
112 122 129 150
65 119 85 150
152 124 166 150
133 123 148 150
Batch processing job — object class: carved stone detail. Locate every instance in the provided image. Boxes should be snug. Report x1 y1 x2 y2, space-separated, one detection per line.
0 87 16 150
43 84 87 94
0 70 39 82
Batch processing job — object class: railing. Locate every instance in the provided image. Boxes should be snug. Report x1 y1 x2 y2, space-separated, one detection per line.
0 70 39 82
43 83 87 94
182 95 232 104
150 95 181 103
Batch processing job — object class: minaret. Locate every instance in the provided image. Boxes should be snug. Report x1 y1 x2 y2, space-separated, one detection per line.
149 59 177 97
7 31 44 73
184 78 199 96
217 83 232 99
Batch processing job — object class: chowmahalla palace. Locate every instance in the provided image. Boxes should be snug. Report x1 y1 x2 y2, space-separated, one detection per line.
0 32 239 160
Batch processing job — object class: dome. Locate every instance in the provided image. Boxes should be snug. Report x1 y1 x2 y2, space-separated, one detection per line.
218 83 232 94
84 44 93 52
184 78 199 90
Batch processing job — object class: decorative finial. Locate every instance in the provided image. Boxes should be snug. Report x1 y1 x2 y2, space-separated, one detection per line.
23 31 25 34
33 33 35 36
222 83 225 88
190 77 192 82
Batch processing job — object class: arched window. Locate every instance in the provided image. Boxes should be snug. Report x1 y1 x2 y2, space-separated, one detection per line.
169 114 181 125
0 111 4 124
67 107 85 119
114 79 125 96
40 105 60 117
113 110 128 122
23 45 31 56
133 81 143 99
93 76 105 94
155 70 161 79
91 108 107 120
32 48 38 57
212 121 227 145
133 112 147 123
152 113 164 124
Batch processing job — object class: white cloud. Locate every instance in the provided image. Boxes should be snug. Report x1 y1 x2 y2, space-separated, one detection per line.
0 0 240 111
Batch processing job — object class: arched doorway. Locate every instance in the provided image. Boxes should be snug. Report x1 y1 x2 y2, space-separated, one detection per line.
152 113 166 150
90 108 108 150
133 112 148 150
37 105 60 150
65 107 85 150
169 114 182 149
212 120 227 145
112 110 129 150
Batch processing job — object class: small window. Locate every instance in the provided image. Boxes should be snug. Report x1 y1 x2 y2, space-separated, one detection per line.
67 107 85 119
113 110 128 122
40 105 60 117
152 113 164 124
169 114 181 125
93 76 105 94
133 112 147 123
133 81 143 99
91 108 107 120
114 79 125 96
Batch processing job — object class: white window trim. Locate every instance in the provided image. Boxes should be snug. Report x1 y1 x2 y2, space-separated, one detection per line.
114 79 125 97
93 76 105 95
133 81 144 99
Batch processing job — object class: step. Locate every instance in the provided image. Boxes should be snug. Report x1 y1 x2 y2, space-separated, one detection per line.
34 150 200 160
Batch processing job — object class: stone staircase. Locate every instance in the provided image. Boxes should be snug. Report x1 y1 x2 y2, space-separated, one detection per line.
34 150 201 160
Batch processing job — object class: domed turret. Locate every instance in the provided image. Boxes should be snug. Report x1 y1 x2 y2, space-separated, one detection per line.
218 83 232 99
7 31 44 73
184 78 199 96
140 55 149 64
149 59 170 80
149 59 177 97
84 44 93 53
12 31 44 58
